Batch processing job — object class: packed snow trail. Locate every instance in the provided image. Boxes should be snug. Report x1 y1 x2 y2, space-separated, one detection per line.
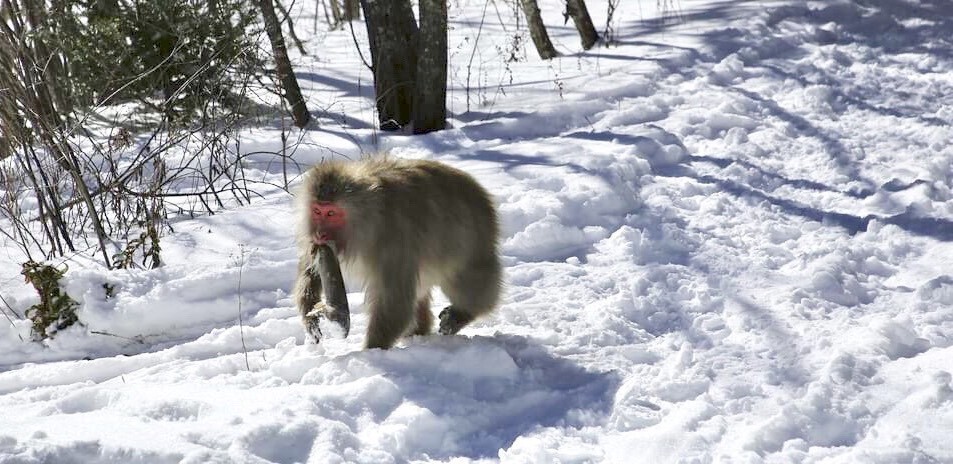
2 0 953 462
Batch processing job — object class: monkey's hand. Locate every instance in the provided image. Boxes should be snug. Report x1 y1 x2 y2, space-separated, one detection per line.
304 301 349 343
302 309 323 344
438 306 475 335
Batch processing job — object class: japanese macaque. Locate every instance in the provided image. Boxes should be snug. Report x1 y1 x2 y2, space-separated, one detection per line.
293 157 502 349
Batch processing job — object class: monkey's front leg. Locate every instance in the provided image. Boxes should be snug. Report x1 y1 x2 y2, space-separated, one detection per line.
364 265 417 349
293 253 324 344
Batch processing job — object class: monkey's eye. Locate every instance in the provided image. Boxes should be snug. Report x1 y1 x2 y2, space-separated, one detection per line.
327 210 335 217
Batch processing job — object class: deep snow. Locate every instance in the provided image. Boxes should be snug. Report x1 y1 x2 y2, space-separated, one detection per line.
2 0 953 462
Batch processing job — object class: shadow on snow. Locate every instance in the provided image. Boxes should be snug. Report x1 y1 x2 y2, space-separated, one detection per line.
335 334 619 460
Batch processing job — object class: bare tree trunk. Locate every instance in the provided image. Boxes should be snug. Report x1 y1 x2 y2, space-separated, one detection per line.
0 136 10 160
343 0 360 21
412 0 447 134
519 0 558 59
360 0 418 130
258 0 312 128
565 0 598 50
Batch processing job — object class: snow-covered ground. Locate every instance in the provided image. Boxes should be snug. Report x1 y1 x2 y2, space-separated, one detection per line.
3 0 953 462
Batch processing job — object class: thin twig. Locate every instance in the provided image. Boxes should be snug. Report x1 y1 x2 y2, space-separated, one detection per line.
466 0 491 112
0 292 25 342
237 244 251 371
89 330 146 344
349 13 372 71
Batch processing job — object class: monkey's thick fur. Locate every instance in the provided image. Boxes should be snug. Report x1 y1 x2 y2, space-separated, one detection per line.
294 158 502 349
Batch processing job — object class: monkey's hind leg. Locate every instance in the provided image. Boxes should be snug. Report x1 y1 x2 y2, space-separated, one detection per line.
438 259 501 335
411 296 434 336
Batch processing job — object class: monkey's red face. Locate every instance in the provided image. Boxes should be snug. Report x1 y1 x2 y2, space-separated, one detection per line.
311 202 348 250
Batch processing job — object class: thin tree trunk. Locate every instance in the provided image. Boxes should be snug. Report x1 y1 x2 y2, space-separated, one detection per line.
565 0 598 50
258 0 312 128
328 0 343 24
519 0 558 59
59 145 113 267
274 0 308 55
412 0 447 134
18 0 114 266
360 0 418 130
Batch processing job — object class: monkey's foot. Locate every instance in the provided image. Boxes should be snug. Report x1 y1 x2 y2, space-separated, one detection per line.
438 306 475 335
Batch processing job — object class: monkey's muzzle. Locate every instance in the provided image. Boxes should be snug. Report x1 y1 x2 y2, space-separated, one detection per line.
311 202 347 247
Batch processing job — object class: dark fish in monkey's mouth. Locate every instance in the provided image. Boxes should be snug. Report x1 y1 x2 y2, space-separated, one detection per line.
312 243 350 337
